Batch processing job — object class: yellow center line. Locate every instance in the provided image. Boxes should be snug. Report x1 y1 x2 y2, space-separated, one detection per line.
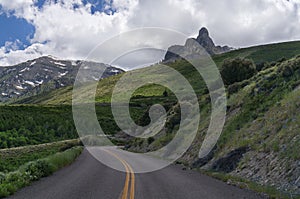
123 160 135 199
102 149 135 199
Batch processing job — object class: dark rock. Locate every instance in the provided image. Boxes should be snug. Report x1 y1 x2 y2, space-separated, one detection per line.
163 27 233 62
196 27 215 55
211 146 249 173
192 146 216 168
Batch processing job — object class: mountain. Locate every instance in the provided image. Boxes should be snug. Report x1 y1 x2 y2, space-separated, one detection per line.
17 40 300 105
164 27 232 62
0 56 124 103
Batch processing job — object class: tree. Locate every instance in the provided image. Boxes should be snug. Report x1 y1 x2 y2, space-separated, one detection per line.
220 58 257 85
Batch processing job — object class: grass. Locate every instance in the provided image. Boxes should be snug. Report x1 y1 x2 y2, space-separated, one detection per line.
213 40 300 66
0 145 83 198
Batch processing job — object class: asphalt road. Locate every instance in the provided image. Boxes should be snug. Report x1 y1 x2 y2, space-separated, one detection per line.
8 148 265 199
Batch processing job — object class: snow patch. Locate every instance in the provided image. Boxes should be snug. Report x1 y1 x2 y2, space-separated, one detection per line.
7 68 16 73
53 61 66 67
58 71 68 77
92 76 100 81
24 80 36 87
71 61 77 66
1 93 8 96
111 69 121 73
47 55 58 60
35 80 44 84
43 68 52 72
15 85 25 90
20 67 30 72
30 61 36 66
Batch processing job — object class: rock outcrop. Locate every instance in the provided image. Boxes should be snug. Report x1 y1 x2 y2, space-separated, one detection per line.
164 27 232 62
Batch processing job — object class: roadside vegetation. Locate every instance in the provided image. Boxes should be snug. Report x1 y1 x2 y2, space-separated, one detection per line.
0 141 83 198
0 139 81 172
0 105 77 148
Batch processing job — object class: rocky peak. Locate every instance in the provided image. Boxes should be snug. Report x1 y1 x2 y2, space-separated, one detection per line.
198 27 209 36
195 27 216 55
197 27 210 41
164 27 233 62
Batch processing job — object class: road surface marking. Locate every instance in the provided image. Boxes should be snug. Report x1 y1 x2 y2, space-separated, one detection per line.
123 160 135 199
103 149 135 199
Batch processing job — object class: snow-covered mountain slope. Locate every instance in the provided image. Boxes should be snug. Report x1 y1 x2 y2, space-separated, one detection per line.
0 56 124 103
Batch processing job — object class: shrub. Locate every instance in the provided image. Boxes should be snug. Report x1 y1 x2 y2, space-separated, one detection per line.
220 58 257 85
4 171 29 189
45 146 82 170
0 184 13 198
0 173 5 184
281 64 294 77
278 57 300 77
22 160 55 181
228 83 241 95
256 62 271 71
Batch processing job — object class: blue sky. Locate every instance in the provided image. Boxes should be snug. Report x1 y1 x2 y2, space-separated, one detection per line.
0 0 113 52
0 0 299 67
0 10 35 52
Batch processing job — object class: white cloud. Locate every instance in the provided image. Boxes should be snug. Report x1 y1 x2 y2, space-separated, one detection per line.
3 39 24 52
0 0 300 67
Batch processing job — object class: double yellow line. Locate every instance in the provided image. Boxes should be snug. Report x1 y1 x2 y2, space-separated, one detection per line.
103 149 135 199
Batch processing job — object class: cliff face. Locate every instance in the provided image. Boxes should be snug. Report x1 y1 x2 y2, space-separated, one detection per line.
164 27 232 62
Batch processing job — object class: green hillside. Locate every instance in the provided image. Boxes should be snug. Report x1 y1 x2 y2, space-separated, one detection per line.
15 40 300 105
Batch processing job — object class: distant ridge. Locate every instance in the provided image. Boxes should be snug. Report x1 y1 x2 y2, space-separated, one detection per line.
0 56 124 103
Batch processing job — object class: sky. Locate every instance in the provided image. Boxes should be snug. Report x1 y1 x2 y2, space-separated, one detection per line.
0 0 300 69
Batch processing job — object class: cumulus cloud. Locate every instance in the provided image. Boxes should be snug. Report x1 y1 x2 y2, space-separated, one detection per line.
0 0 300 67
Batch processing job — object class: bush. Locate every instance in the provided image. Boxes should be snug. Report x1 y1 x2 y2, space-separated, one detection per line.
4 171 29 189
0 173 5 184
220 58 257 85
256 62 271 71
0 184 13 198
46 146 82 170
281 64 294 77
22 160 55 181
278 57 300 77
